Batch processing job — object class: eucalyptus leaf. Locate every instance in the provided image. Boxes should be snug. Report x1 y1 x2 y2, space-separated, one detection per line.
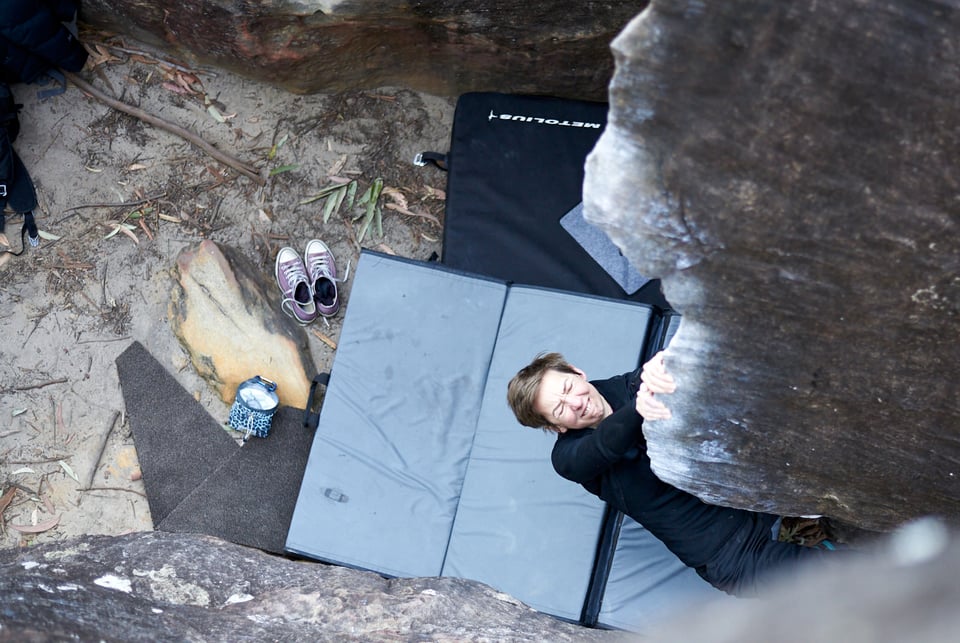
299 183 347 205
267 133 288 160
269 164 299 176
322 189 339 223
357 215 371 243
356 184 373 206
59 460 80 483
369 177 384 202
207 104 226 123
345 180 358 208
333 182 349 213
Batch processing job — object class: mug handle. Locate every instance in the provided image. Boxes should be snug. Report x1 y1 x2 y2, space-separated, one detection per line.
253 375 277 392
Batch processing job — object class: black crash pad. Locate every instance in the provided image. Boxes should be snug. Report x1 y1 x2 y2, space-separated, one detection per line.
438 92 668 309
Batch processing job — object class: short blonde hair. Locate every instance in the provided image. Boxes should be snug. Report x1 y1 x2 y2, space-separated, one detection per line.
506 352 578 429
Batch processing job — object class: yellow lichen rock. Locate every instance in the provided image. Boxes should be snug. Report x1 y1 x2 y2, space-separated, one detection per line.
169 240 313 409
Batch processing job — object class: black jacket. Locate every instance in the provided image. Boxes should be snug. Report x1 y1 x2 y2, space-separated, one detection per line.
551 371 748 569
551 370 828 596
0 0 87 83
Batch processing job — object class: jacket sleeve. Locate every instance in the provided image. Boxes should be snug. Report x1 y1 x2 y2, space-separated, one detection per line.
551 403 647 484
0 2 87 83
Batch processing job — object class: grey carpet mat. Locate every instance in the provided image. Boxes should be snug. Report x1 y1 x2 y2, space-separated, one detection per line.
117 341 312 552
116 341 238 525
157 406 314 553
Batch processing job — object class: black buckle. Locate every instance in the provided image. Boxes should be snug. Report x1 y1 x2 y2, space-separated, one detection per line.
302 372 331 429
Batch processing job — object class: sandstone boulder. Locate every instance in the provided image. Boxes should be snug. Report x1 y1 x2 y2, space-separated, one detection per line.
80 0 649 100
585 0 960 530
169 240 314 408
0 531 618 641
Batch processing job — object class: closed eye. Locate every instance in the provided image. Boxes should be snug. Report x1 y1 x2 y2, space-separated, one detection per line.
552 379 571 419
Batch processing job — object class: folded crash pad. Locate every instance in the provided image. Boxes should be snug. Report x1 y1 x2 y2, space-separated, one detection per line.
286 251 655 622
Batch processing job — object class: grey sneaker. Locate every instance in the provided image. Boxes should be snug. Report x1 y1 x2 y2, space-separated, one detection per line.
304 239 340 317
275 246 318 324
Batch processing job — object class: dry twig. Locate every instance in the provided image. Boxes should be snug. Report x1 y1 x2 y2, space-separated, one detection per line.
64 71 265 185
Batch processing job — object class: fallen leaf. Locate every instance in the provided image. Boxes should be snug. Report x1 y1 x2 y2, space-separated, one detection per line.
299 182 346 205
84 166 103 173
12 408 26 417
382 187 408 210
87 44 120 68
59 460 80 483
56 402 65 440
12 467 35 475
138 218 154 241
117 225 140 244
384 203 441 226
207 104 226 123
424 185 446 201
42 494 55 514
161 81 191 95
103 222 139 244
10 514 60 534
37 230 61 241
268 134 288 161
174 71 201 94
0 487 16 515
328 154 347 176
126 162 149 171
269 164 298 176
157 213 182 223
376 243 397 255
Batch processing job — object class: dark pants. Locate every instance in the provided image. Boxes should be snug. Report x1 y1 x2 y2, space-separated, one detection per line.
695 512 827 597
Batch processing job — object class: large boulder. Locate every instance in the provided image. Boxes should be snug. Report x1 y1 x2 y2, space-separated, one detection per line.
169 240 315 408
585 0 960 531
79 0 649 100
0 531 618 641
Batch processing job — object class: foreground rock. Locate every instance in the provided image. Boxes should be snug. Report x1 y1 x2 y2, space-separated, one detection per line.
651 519 960 643
170 240 314 409
585 0 960 530
80 0 647 100
0 532 617 641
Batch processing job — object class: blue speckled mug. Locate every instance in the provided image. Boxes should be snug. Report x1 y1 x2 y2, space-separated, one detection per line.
228 376 279 441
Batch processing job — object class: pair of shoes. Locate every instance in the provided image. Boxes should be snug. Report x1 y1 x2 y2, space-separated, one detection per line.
274 239 340 324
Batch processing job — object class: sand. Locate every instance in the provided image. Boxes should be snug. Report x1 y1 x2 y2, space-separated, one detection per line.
0 37 454 549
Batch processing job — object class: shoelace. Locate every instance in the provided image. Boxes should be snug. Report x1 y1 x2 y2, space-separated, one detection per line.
280 297 311 323
281 261 311 303
307 253 339 283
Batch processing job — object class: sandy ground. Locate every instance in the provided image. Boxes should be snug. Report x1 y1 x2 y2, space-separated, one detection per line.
0 33 454 549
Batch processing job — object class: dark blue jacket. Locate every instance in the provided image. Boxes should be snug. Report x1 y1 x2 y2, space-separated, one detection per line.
0 0 87 83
